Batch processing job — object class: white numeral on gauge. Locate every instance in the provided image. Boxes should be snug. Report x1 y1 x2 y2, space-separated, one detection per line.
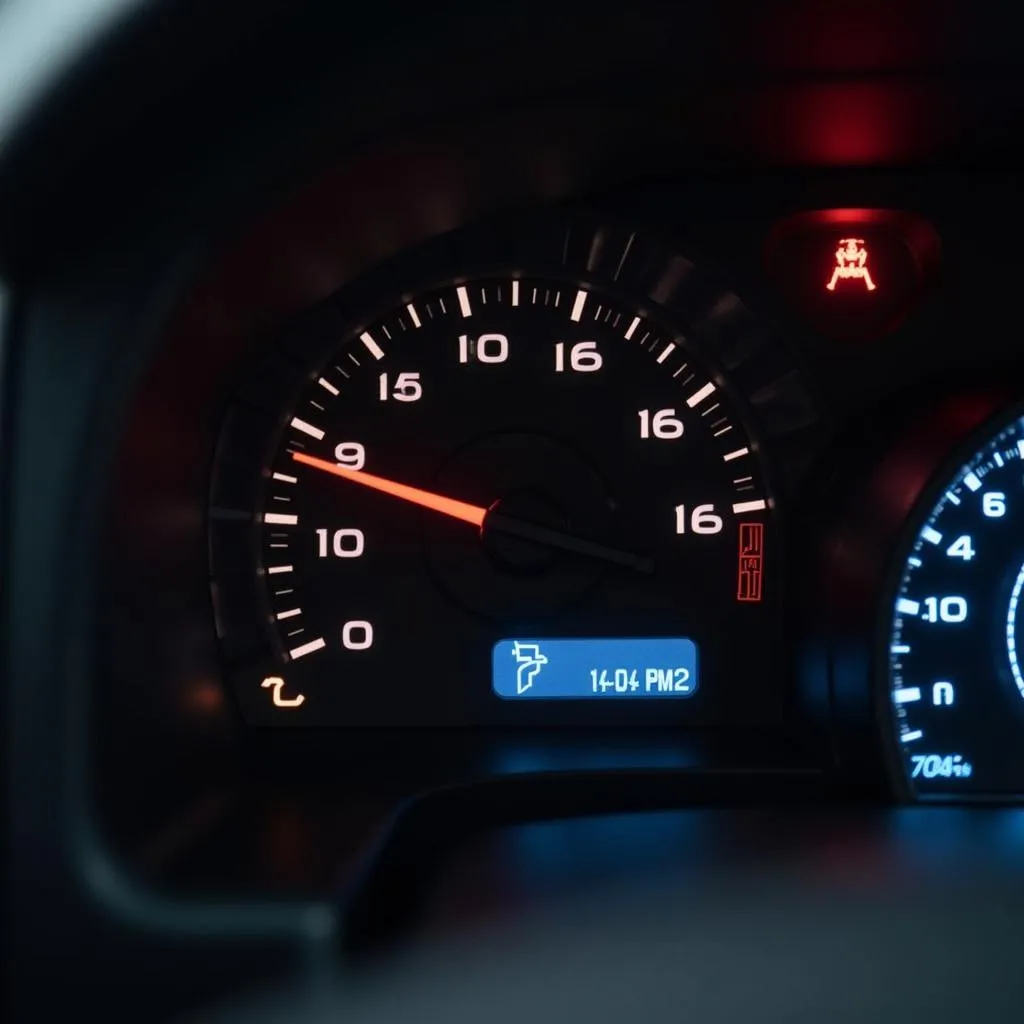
638 408 683 439
983 491 1006 517
922 596 968 623
674 503 724 535
459 333 509 364
334 442 365 469
342 620 374 650
315 528 365 558
378 372 422 402
554 341 602 373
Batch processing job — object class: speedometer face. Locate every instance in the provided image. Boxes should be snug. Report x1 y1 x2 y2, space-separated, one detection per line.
886 408 1024 797
210 216 816 727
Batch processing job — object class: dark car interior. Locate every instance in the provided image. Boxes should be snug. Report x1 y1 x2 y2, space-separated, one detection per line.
6 2 1024 1019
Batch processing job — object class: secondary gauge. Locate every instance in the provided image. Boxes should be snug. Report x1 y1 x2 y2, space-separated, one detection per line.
209 213 819 726
884 404 1024 798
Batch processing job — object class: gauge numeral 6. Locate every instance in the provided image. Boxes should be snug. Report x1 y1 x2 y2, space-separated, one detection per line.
334 442 365 469
982 491 1006 517
459 333 508 364
315 528 364 558
674 503 724 535
638 408 683 440
378 372 422 402
342 620 374 650
554 341 602 373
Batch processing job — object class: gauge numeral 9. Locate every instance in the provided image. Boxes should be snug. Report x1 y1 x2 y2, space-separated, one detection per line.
638 409 683 440
316 528 365 558
334 442 365 469
459 333 508 364
342 620 374 650
378 372 422 402
674 503 724 535
554 341 602 373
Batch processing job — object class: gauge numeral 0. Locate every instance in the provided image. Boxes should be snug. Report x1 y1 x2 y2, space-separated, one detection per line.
554 341 602 373
316 528 365 558
334 442 365 469
674 503 724 535
342 620 373 650
638 408 683 439
459 333 509 364
378 372 422 402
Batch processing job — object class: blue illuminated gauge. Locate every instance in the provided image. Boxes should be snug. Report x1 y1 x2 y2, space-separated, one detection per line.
886 408 1024 798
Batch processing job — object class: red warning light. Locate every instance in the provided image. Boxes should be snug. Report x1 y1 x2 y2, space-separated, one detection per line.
737 522 764 603
826 238 876 292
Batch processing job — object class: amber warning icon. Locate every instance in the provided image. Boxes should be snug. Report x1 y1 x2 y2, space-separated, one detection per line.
737 522 764 603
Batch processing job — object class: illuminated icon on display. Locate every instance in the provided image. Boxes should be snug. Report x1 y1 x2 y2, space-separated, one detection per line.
737 522 764 602
511 641 548 695
261 675 306 708
826 238 877 292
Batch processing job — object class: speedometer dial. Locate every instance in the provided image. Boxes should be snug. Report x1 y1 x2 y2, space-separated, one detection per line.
210 215 817 727
885 406 1024 798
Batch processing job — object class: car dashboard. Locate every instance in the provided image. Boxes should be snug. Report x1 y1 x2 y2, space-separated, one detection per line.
6 2 1024 1019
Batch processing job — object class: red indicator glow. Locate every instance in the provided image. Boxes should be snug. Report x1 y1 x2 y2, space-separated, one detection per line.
826 238 876 292
737 522 764 603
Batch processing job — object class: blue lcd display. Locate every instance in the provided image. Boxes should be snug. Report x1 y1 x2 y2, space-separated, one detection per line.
492 638 699 700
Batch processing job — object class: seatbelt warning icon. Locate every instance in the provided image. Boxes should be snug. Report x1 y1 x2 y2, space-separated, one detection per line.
826 238 876 292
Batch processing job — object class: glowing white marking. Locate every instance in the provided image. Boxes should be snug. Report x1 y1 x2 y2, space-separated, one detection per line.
511 280 520 306
686 382 717 408
653 342 675 365
732 499 767 514
894 687 921 704
457 285 472 317
318 377 339 395
901 730 923 743
264 513 298 526
290 417 325 440
267 565 293 575
276 608 302 621
272 473 298 484
891 644 911 654
570 289 588 322
1006 561 1024 699
964 472 982 492
945 492 961 506
896 598 920 617
921 526 942 546
994 452 1005 467
405 303 422 328
1018 439 1024 459
723 447 749 462
908 557 923 567
289 637 326 660
360 332 384 359
625 316 641 340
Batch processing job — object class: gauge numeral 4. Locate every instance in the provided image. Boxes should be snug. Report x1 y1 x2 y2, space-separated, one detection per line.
315 528 365 558
638 408 683 439
554 341 602 373
674 503 724 535
945 535 975 561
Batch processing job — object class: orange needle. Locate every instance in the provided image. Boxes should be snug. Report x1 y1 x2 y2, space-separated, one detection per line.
291 452 486 526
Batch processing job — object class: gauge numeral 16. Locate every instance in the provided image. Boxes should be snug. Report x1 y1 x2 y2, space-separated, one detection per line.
674 504 724 535
316 528 365 558
554 342 602 372
638 409 683 439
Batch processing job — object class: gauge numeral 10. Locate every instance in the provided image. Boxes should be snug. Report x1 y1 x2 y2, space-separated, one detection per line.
459 333 508 364
638 409 683 439
342 620 373 650
316 528 365 558
674 503 724 535
378 372 422 402
554 341 602 373
922 596 968 623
